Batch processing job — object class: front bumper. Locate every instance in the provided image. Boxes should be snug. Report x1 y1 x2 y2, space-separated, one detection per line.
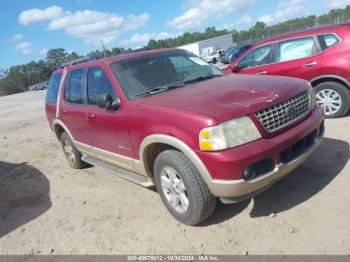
207 133 322 200
199 107 324 199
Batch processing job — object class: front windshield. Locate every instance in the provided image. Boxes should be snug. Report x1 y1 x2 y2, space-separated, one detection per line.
110 51 223 99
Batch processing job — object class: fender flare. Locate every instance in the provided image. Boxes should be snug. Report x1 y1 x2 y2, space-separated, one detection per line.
139 134 212 181
52 119 74 141
310 75 350 89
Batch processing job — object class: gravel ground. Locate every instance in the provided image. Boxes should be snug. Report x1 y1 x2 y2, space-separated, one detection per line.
0 90 349 255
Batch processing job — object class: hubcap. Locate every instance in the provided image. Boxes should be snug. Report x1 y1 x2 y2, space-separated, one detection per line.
160 166 189 214
316 89 342 116
63 140 76 165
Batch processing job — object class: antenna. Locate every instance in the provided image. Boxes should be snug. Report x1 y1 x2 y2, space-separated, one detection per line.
101 40 107 57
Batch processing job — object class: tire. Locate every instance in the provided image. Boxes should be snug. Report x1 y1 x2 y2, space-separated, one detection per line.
60 132 88 169
314 82 350 118
154 150 216 225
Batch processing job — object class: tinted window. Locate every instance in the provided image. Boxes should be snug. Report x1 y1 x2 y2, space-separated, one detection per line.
46 72 62 103
238 44 272 69
318 34 339 50
87 67 116 105
274 37 316 62
65 69 84 104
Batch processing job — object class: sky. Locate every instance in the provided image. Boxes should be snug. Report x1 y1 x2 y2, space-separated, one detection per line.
0 0 349 69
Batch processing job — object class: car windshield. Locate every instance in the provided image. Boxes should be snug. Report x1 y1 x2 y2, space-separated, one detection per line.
110 51 223 99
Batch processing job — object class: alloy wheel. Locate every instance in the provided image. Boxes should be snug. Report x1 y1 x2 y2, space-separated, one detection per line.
160 166 189 214
63 140 76 165
316 89 342 116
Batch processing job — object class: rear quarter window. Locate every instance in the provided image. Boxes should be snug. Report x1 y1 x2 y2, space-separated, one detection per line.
318 34 340 50
46 72 62 103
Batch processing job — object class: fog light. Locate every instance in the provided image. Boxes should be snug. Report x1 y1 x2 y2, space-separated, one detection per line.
243 166 257 181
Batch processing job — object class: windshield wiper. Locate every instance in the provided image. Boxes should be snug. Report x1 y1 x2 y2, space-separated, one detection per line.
184 74 222 84
132 83 185 98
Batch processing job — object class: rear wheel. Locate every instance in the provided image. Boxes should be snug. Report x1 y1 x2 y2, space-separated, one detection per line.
154 150 216 225
60 132 88 169
315 82 350 118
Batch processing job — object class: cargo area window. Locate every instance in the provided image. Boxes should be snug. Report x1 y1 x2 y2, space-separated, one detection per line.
274 37 317 63
65 69 84 104
46 72 62 103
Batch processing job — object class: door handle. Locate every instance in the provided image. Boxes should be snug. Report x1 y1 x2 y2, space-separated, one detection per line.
87 113 95 120
257 71 268 75
303 61 317 67
61 110 68 115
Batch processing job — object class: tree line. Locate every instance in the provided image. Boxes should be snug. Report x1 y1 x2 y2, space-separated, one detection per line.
0 47 130 96
1 5 349 96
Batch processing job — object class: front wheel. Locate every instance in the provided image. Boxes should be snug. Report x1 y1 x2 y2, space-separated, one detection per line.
315 82 350 118
154 150 216 225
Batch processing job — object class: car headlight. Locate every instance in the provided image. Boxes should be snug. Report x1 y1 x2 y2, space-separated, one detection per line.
309 86 316 110
199 116 262 151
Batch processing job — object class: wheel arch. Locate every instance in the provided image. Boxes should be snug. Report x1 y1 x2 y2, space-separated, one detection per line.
52 119 74 141
139 134 212 181
310 75 350 90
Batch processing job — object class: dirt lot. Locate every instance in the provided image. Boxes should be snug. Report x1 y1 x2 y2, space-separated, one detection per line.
0 90 349 255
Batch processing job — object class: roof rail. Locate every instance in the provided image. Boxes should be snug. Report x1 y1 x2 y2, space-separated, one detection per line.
59 56 95 68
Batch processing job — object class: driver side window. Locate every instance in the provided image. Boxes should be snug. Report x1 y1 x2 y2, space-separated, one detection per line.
87 67 116 105
238 44 273 69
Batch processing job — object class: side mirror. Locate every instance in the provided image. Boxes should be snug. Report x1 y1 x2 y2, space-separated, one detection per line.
97 94 120 111
231 63 240 73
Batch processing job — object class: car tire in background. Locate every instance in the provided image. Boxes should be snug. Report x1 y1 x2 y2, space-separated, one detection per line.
314 82 350 118
154 150 216 226
60 132 89 169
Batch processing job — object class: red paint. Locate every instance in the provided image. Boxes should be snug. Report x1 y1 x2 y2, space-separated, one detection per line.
46 48 324 180
225 23 350 85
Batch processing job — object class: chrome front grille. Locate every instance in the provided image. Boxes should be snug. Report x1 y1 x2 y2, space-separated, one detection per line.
255 90 310 132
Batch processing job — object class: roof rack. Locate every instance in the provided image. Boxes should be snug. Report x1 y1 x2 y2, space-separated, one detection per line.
59 56 95 68
121 47 151 54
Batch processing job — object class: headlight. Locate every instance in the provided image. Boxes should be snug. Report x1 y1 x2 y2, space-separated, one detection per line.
199 116 262 151
309 87 316 110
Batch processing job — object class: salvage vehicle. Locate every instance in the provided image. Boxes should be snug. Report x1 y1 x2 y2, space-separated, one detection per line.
46 49 324 225
225 22 350 118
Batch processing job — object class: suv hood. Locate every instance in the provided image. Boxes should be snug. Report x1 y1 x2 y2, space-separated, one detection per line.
139 75 309 122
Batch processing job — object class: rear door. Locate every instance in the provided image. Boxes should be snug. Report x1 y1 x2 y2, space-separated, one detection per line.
85 66 134 170
235 44 273 75
268 36 322 81
60 68 91 145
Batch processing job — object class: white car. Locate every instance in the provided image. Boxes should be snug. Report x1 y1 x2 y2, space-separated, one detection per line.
203 50 224 64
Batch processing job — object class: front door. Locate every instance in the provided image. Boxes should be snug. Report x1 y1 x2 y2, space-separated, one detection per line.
85 66 134 170
236 44 273 76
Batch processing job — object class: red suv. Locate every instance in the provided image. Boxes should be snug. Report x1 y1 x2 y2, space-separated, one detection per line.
46 49 324 225
225 23 350 118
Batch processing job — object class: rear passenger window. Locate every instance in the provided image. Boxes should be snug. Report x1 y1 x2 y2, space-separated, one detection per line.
274 37 317 63
318 34 339 50
87 67 116 105
46 72 62 103
65 69 84 104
